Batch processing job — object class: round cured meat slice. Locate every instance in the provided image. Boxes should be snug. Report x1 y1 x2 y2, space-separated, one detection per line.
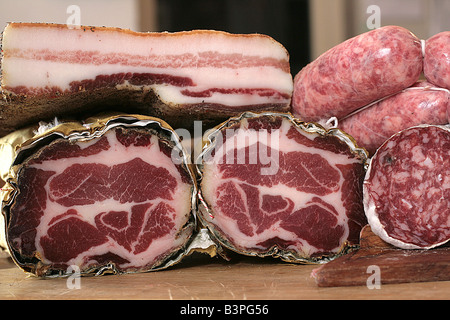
197 112 368 262
2 115 196 277
364 125 450 249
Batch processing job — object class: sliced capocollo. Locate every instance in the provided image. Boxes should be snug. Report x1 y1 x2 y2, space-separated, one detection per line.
2 114 196 277
197 112 368 262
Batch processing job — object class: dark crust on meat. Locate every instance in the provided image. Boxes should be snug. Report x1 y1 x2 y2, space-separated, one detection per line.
0 87 289 137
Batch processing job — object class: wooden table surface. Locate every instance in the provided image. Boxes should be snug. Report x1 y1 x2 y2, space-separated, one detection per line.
1 253 449 300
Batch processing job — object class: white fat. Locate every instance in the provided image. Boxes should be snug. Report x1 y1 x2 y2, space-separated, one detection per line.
206 119 359 166
4 59 291 90
31 132 174 172
3 57 292 106
3 24 288 60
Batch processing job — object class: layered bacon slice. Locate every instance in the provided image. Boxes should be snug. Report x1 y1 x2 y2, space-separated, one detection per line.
0 23 292 135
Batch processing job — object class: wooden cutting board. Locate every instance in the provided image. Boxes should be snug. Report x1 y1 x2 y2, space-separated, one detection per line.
312 225 450 287
1 227 449 300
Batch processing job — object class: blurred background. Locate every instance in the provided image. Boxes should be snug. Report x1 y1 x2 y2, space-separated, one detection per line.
0 0 449 75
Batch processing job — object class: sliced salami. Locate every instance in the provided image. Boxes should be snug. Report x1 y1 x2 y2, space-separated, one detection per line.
364 125 450 249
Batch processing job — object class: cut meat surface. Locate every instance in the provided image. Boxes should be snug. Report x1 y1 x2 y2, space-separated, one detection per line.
5 124 195 276
364 125 450 249
198 113 368 261
0 23 293 135
47 158 177 206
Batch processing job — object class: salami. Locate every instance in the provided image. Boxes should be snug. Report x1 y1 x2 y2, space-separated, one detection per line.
338 81 450 155
364 125 450 249
424 31 450 90
292 26 423 122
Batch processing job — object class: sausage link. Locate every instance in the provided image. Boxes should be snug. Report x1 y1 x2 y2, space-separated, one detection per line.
292 26 423 122
338 81 449 155
424 31 450 90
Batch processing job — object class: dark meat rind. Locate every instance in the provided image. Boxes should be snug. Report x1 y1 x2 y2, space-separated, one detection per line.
0 87 289 137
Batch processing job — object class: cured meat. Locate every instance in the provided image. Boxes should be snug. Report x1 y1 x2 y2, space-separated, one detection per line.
364 125 450 249
292 26 423 122
0 23 293 136
424 31 450 90
3 115 196 276
338 81 450 155
448 98 450 120
197 112 368 262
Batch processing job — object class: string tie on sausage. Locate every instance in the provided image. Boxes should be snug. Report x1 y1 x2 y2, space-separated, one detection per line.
319 117 338 129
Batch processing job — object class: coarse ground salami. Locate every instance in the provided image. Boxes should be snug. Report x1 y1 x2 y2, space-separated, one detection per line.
364 125 450 249
292 26 423 122
338 81 450 155
424 31 450 90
